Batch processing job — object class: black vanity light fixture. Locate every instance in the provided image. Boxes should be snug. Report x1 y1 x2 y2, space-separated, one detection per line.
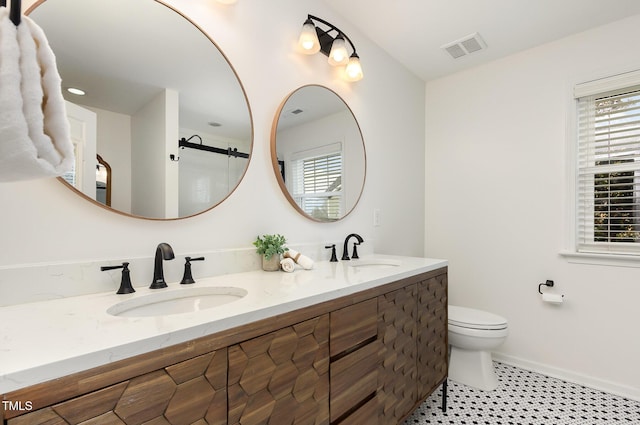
298 14 363 82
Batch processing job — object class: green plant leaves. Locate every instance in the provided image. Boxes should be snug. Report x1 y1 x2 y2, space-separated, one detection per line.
253 234 289 260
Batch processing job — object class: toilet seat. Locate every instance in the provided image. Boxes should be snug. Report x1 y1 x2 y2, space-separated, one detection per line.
449 305 507 330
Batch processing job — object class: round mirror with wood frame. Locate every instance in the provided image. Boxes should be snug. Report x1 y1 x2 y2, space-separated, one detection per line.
28 0 253 220
271 85 366 222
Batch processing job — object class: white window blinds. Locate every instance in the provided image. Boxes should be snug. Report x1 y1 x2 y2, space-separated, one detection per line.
575 79 640 255
290 143 343 221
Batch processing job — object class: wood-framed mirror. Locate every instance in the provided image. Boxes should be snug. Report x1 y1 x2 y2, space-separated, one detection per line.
28 0 253 220
271 85 366 222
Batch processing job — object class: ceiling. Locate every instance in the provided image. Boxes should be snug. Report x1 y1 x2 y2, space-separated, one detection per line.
322 0 640 81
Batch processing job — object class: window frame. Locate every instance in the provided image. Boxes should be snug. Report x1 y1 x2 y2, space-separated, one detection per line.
564 69 640 266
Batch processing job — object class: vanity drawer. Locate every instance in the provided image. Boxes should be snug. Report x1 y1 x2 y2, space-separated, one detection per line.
330 339 381 423
337 395 379 425
329 298 377 357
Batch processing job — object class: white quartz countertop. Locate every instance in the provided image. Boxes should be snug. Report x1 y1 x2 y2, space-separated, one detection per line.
0 255 447 394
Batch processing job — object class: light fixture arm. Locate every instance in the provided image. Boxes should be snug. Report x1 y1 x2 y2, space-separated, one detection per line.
307 14 358 57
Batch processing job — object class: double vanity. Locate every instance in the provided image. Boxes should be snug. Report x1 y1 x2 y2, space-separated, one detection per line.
4 3 444 424
1 256 448 425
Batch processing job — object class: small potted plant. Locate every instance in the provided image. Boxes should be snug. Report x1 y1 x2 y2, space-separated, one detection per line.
253 234 289 271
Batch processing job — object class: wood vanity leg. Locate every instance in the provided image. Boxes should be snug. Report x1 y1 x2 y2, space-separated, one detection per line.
441 378 447 413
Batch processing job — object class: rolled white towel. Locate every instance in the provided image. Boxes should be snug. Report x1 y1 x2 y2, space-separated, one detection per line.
284 249 314 270
0 9 74 182
280 257 295 273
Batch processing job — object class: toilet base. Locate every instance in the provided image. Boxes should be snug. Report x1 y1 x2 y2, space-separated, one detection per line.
448 346 499 391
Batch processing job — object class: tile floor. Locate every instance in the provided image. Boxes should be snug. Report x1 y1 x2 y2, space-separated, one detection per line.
404 362 640 425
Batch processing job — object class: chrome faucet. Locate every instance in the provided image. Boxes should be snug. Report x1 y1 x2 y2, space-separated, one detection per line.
150 242 175 289
342 233 364 260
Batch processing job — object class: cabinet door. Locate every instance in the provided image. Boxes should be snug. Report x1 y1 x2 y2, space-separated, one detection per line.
228 315 330 425
417 273 448 399
7 350 228 425
377 284 418 425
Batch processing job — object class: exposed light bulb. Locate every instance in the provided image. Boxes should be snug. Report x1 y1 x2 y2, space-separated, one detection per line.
216 0 237 4
328 35 349 66
298 19 320 54
344 54 363 82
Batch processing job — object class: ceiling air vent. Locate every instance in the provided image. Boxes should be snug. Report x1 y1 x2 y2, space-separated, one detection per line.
442 32 486 59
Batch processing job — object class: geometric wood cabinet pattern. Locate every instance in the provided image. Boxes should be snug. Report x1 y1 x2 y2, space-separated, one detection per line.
228 315 330 425
7 349 228 425
377 284 419 425
2 267 448 425
377 273 448 425
416 274 448 400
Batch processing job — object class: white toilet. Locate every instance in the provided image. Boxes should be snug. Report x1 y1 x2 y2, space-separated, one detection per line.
448 305 508 391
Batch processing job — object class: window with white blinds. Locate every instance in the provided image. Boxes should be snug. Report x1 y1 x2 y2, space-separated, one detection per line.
575 79 640 255
290 143 343 221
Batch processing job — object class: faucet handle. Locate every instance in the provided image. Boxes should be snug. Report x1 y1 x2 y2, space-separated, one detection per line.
180 256 205 285
101 262 135 294
325 245 338 262
352 242 361 259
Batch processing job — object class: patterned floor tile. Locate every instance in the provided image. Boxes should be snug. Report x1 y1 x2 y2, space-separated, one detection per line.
404 362 640 425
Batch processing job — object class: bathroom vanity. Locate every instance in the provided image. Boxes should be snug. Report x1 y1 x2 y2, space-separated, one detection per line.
0 256 447 425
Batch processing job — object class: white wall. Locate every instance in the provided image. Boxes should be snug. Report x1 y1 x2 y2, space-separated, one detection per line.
89 106 132 213
0 1 425 288
425 15 640 399
131 89 180 218
64 102 97 199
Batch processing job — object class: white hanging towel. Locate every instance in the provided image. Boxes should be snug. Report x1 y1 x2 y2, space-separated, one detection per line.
0 7 74 182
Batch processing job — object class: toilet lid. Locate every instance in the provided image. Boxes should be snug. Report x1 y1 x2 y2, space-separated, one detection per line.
448 305 508 330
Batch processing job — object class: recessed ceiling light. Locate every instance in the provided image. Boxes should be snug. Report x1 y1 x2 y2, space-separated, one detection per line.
67 87 86 96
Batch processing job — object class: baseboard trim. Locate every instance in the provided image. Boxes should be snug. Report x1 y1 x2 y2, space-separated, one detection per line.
493 353 640 402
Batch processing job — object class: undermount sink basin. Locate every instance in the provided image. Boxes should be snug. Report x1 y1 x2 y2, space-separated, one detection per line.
107 286 247 317
348 259 402 269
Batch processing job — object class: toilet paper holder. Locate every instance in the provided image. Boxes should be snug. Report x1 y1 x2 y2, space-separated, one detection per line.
538 279 555 294
538 279 565 303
